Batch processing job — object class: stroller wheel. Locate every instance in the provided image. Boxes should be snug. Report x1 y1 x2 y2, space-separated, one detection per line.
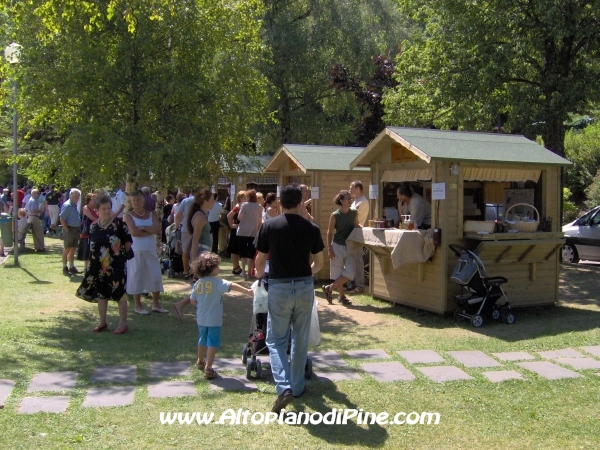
246 359 253 380
255 359 263 379
502 312 516 324
491 309 501 320
454 309 463 322
242 344 248 364
471 314 484 327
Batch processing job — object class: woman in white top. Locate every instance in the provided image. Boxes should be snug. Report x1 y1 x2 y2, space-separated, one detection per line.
262 192 279 222
236 189 263 278
124 190 167 315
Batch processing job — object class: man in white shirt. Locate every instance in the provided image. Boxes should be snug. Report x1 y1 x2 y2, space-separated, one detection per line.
207 193 222 253
349 181 369 294
111 182 126 219
397 185 431 229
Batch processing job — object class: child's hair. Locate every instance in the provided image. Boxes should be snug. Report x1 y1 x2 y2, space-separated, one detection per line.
190 252 221 278
18 208 26 218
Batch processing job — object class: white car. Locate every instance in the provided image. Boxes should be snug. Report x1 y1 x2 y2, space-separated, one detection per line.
561 206 600 263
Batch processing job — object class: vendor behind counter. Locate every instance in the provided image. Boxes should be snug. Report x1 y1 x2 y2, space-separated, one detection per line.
396 185 431 230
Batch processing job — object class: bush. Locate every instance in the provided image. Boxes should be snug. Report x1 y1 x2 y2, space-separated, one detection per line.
585 169 600 210
564 122 600 205
563 187 579 224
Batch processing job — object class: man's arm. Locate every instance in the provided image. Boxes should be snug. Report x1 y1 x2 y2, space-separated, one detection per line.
311 251 324 275
255 251 267 278
326 214 336 260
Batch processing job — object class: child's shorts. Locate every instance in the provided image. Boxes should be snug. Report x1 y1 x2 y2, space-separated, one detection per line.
197 325 221 348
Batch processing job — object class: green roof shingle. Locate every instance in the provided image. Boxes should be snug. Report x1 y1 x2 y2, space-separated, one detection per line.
281 144 368 171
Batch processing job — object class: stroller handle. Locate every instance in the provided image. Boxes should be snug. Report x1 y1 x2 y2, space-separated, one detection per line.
448 243 467 257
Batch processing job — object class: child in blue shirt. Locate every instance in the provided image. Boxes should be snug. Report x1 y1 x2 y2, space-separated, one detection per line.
188 252 251 379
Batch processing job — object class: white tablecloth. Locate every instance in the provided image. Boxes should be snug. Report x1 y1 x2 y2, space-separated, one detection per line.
346 228 435 269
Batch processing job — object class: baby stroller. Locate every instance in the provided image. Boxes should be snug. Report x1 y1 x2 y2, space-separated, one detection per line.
449 244 515 327
242 275 314 380
161 224 184 278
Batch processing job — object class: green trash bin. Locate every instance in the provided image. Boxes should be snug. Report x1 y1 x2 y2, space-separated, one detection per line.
0 213 13 247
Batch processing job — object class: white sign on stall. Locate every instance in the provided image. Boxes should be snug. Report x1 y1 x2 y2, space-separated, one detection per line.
230 184 236 197
432 183 446 200
276 185 281 197
369 184 379 199
311 187 320 199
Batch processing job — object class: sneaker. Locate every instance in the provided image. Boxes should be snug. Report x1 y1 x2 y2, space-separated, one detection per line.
63 267 71 276
271 388 294 413
68 267 81 275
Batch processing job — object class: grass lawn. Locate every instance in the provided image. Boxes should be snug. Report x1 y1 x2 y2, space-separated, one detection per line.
1 238 599 449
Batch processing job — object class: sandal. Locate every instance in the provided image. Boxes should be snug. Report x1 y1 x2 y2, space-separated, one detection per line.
339 297 352 306
92 323 109 333
322 285 333 304
112 324 129 335
204 367 217 379
196 359 206 371
232 267 243 275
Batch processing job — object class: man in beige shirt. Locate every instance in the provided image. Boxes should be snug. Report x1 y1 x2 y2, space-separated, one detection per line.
349 180 369 293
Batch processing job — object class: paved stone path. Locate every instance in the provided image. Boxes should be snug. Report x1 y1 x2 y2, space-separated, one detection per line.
5 345 600 413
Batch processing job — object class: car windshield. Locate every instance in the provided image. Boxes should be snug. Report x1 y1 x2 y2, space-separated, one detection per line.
577 207 600 225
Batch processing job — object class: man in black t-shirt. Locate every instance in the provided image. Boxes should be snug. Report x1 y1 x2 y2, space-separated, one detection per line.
255 184 324 414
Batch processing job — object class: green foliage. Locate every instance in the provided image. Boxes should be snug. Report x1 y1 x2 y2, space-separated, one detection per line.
385 0 600 157
585 169 600 210
257 0 407 150
4 0 268 188
562 187 579 224
564 122 600 204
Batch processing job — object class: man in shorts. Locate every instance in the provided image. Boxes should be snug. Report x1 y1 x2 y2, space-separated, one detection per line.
59 188 82 275
175 191 195 277
349 180 369 294
255 184 324 414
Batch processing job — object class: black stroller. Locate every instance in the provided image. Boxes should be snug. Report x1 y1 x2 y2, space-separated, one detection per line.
449 244 515 327
160 224 184 278
242 276 314 380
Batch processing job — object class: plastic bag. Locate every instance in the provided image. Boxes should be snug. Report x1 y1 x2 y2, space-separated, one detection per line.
308 297 321 346
251 279 268 314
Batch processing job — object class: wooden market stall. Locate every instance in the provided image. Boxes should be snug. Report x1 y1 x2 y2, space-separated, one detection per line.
348 127 572 314
218 155 278 201
263 144 370 281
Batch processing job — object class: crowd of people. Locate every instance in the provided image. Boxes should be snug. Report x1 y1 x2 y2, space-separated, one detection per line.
1 179 376 414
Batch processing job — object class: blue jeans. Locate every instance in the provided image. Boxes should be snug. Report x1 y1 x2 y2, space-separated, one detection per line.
266 276 314 396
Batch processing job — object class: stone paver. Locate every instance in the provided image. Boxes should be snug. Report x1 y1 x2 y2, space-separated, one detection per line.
91 365 136 383
361 362 415 382
208 375 257 392
417 366 474 383
18 396 70 414
0 379 16 407
482 370 524 382
82 386 136 408
148 381 196 398
538 348 585 359
314 370 362 382
346 349 390 360
492 351 535 362
517 361 581 380
150 361 190 378
213 358 246 372
448 351 502 368
555 357 600 370
398 350 445 364
27 371 78 392
308 350 348 368
580 346 600 358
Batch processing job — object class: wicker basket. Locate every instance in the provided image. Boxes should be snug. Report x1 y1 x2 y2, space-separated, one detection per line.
504 203 540 232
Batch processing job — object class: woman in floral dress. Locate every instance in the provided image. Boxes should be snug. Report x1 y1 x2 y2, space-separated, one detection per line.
77 194 133 335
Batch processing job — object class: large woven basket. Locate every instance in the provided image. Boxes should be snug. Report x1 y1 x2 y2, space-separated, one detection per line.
505 203 540 232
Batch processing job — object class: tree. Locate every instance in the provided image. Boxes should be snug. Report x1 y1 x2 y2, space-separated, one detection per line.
384 0 600 157
257 0 406 150
564 121 600 204
3 0 267 189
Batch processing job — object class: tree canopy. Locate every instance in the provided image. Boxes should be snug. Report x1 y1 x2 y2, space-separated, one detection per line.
2 0 268 190
384 0 600 157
